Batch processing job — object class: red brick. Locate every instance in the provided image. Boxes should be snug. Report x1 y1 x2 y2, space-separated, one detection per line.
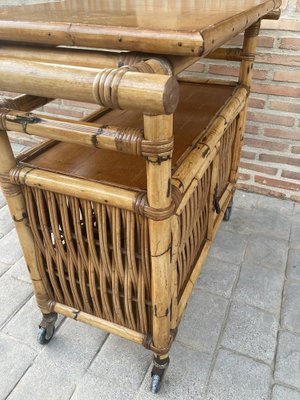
247 111 295 127
259 154 300 167
208 65 267 80
264 128 300 142
282 170 300 181
236 183 287 199
245 138 288 152
245 124 259 135
296 0 300 12
262 18 300 32
273 71 300 83
291 194 300 203
252 83 300 98
255 53 300 67
241 150 256 160
292 146 300 154
255 175 300 192
248 98 266 109
240 162 277 175
269 100 300 114
238 173 251 181
280 37 300 50
187 62 205 73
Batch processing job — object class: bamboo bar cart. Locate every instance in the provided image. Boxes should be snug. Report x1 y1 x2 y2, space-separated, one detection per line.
0 0 281 393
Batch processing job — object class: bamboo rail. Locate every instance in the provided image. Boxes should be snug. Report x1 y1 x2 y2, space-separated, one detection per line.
0 59 179 114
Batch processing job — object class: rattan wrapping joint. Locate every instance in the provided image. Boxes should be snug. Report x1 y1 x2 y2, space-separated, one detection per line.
245 20 261 37
143 332 174 356
0 173 21 197
141 137 174 159
115 127 144 155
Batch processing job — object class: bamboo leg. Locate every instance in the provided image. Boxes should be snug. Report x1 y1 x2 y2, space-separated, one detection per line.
143 114 173 393
0 130 51 315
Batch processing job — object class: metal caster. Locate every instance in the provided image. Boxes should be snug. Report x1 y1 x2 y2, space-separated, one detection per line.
37 312 57 345
150 356 169 394
223 200 233 222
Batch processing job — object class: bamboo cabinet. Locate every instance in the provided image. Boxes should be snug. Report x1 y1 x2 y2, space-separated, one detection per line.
0 0 281 394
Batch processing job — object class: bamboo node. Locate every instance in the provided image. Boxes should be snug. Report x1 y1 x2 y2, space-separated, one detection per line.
241 52 255 62
115 127 143 155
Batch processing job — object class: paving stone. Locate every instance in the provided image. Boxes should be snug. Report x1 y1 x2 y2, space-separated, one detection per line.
0 260 10 277
0 229 23 265
222 207 291 240
233 262 284 313
3 296 64 352
256 196 294 216
0 333 37 400
275 331 300 390
244 234 288 271
282 282 300 334
294 203 300 217
7 319 108 400
209 230 248 265
287 248 300 282
272 385 300 400
177 289 228 354
0 205 14 239
233 190 258 210
89 334 152 391
290 218 300 250
0 273 32 328
71 372 137 400
196 257 239 298
206 349 271 400
0 189 6 209
7 257 31 283
11 142 26 155
137 342 211 400
221 302 278 364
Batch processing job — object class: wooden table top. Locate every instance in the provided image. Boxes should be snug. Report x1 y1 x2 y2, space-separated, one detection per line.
0 0 281 56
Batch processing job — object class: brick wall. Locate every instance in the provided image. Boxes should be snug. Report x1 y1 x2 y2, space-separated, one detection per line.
2 0 300 202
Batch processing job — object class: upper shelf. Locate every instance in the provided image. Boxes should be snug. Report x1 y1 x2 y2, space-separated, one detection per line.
0 0 281 56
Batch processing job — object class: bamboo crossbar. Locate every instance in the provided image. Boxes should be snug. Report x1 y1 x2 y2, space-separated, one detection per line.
2 110 174 159
0 58 179 114
178 73 238 86
52 302 145 345
206 48 251 62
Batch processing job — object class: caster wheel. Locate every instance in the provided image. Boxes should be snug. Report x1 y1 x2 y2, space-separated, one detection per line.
223 206 232 222
37 325 55 345
150 374 162 394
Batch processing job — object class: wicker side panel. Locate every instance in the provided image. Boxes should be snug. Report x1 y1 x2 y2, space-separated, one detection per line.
218 115 239 197
23 186 151 334
176 165 212 298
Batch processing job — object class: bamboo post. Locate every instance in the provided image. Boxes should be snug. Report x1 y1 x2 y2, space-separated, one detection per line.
0 97 51 314
143 113 173 371
230 20 261 184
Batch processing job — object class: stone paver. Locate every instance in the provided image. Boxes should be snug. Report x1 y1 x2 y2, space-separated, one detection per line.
287 248 300 281
272 385 300 400
0 333 36 400
196 257 239 298
89 334 152 391
0 190 6 209
282 282 300 334
206 349 271 400
275 331 300 390
0 190 299 400
233 262 284 313
209 230 248 265
221 302 278 364
176 289 228 354
7 319 108 400
0 273 32 328
0 229 23 265
244 234 288 271
0 206 14 239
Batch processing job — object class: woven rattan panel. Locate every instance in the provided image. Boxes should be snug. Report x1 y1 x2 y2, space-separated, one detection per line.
20 82 235 191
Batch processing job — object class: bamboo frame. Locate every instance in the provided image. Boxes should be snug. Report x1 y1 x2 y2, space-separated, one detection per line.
0 59 179 114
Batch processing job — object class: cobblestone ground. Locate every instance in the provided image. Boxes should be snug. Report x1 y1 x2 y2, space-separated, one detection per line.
1 144 300 400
